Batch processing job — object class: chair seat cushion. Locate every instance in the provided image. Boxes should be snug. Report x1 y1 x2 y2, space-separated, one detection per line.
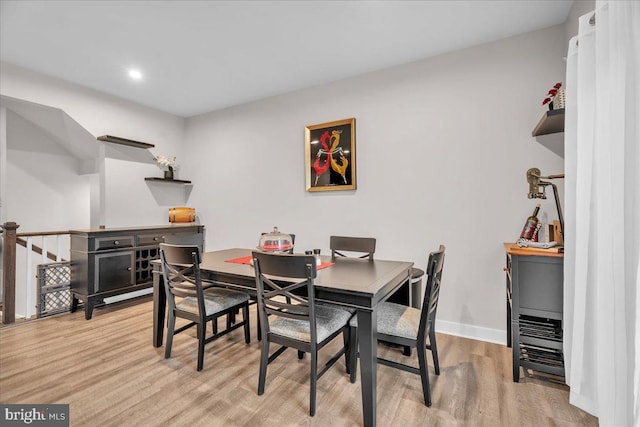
270 304 353 343
176 288 249 316
349 302 421 340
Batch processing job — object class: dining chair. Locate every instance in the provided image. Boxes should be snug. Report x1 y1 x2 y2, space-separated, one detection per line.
348 245 445 407
159 243 251 371
329 235 376 260
252 251 353 416
252 232 296 339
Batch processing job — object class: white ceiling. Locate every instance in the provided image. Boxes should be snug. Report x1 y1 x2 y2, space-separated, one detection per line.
0 1 573 117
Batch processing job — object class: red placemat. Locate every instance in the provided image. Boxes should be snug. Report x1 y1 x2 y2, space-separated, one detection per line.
225 255 253 265
225 255 334 270
317 262 334 270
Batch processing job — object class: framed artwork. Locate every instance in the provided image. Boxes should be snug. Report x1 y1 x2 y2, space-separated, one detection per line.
305 118 356 192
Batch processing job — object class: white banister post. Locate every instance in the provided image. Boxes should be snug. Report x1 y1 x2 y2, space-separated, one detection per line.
41 236 47 264
56 235 62 262
25 237 34 319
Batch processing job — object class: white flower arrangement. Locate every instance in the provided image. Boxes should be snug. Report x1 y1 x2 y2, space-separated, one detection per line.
155 155 176 172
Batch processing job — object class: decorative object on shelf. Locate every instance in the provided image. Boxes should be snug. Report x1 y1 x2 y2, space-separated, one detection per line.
168 207 196 223
542 82 563 110
305 118 356 192
258 227 294 253
518 204 541 241
526 168 565 240
155 155 176 180
554 88 566 109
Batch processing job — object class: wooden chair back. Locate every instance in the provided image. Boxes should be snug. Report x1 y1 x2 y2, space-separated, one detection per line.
329 236 376 260
418 245 446 341
252 251 317 340
159 243 204 316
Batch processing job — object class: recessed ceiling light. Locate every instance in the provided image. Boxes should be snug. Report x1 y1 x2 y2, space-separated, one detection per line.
128 69 143 80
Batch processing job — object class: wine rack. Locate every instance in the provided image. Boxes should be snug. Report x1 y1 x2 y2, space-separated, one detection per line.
136 248 159 284
518 315 564 375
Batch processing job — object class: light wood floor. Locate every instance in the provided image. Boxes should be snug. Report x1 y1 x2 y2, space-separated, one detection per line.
0 297 597 426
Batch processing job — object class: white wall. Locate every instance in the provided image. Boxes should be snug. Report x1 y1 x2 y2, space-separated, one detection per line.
0 62 187 229
5 109 90 317
6 109 90 231
184 25 567 342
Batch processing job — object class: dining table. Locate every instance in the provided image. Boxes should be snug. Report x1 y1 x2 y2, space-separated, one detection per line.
152 248 413 427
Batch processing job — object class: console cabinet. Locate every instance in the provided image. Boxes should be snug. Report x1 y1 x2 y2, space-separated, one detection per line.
505 243 564 382
70 224 204 319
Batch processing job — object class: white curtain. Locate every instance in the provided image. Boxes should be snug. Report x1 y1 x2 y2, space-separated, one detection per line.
564 1 640 426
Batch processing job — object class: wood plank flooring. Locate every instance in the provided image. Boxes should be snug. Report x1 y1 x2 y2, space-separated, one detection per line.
0 297 597 426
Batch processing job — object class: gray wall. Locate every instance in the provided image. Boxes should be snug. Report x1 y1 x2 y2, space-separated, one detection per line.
184 25 567 341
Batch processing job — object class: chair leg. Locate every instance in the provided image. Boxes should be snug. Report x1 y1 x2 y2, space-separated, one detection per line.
212 318 218 335
258 339 269 395
416 342 432 407
165 311 176 359
343 329 350 374
429 328 440 375
403 346 412 356
197 322 205 372
256 307 262 341
243 304 251 344
298 350 305 360
348 326 358 383
310 349 318 416
227 313 232 330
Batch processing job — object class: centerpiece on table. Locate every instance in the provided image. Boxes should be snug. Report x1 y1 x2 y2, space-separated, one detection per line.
155 155 176 180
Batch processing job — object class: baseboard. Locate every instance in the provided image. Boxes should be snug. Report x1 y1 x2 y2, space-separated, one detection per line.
104 288 153 304
435 319 506 346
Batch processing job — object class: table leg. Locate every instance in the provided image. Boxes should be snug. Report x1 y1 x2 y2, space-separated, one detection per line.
357 308 377 427
410 278 422 309
153 270 166 348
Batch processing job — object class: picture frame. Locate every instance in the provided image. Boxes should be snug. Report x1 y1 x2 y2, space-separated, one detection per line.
305 118 356 192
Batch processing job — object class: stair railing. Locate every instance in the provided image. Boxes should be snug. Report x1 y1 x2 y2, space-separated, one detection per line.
2 222 71 324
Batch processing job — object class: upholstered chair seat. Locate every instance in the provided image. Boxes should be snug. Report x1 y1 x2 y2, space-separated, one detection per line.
177 288 250 316
270 304 353 343
349 301 423 341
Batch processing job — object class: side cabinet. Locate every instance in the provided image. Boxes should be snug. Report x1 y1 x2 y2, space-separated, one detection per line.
70 224 205 319
505 243 564 382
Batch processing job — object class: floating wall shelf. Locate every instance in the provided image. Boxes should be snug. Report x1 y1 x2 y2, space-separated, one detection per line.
532 109 565 137
145 177 192 184
97 135 155 149
532 108 565 159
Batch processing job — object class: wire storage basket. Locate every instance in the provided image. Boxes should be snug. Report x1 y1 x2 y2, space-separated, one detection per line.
37 261 71 318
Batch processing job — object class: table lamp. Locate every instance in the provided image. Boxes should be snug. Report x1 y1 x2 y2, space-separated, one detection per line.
526 167 564 240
